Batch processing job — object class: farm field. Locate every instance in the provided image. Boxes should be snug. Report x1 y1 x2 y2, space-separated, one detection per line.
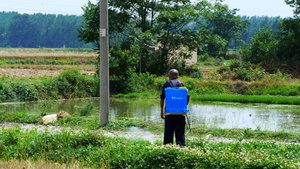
0 48 97 78
1 48 300 168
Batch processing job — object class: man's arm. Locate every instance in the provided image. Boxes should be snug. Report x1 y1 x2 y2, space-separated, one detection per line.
160 99 165 119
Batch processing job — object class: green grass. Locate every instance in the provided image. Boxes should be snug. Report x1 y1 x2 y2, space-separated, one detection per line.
1 107 300 168
2 109 300 143
0 126 299 168
0 58 95 65
191 94 300 105
0 111 39 123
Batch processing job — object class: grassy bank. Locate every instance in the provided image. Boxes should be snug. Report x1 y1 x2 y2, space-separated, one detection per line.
1 108 300 168
0 68 299 104
2 110 300 143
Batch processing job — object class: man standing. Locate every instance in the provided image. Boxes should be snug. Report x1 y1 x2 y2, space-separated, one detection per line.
160 69 189 146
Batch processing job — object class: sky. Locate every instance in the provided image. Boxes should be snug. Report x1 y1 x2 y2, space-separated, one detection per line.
0 0 295 18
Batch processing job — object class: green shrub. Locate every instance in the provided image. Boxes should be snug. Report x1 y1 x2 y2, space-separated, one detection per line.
12 82 39 102
185 80 196 90
0 82 39 102
154 77 168 91
129 72 157 92
55 69 99 98
80 104 94 116
198 53 210 62
190 70 204 79
0 111 39 123
215 60 266 81
235 67 252 81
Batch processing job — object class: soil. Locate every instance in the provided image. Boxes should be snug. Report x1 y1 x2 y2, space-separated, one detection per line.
0 67 95 78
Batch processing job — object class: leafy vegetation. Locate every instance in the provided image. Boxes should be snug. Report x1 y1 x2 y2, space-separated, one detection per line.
0 69 99 102
0 0 300 167
0 126 299 168
80 104 94 116
0 67 299 103
78 0 249 76
241 16 300 77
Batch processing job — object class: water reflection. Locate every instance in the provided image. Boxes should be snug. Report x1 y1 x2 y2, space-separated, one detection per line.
0 98 300 132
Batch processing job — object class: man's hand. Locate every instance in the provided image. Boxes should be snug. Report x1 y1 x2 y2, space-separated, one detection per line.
160 99 165 119
161 110 165 119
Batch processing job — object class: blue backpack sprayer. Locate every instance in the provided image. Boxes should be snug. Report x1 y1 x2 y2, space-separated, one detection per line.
165 86 191 134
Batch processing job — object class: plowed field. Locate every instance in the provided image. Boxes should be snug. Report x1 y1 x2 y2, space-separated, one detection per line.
0 48 97 78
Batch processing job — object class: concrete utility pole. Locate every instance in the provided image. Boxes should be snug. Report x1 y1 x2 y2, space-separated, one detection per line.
99 0 109 127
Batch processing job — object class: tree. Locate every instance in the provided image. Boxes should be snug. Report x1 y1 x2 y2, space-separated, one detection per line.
277 18 300 76
108 0 210 73
285 0 300 17
7 14 39 47
78 0 250 75
278 0 300 76
152 1 213 73
78 0 215 74
109 0 157 33
241 27 279 73
130 28 157 75
109 41 139 93
1 12 87 48
77 1 130 48
240 6 300 77
204 3 250 57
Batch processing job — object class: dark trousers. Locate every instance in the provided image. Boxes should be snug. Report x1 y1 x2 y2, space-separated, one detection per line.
164 115 186 146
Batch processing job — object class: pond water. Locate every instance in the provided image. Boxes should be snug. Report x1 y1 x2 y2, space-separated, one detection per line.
1 97 300 133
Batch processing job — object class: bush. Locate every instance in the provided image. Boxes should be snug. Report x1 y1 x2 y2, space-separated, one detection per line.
185 80 196 90
191 70 204 79
55 69 99 98
214 60 266 81
241 27 278 73
0 82 38 102
80 104 94 116
0 69 100 103
198 53 211 62
129 72 157 92
0 83 16 102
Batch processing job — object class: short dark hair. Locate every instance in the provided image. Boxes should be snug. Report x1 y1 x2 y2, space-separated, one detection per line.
169 69 179 76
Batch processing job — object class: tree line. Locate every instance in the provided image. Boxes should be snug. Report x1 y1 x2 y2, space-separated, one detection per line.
0 11 92 48
0 0 299 82
0 12 283 49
